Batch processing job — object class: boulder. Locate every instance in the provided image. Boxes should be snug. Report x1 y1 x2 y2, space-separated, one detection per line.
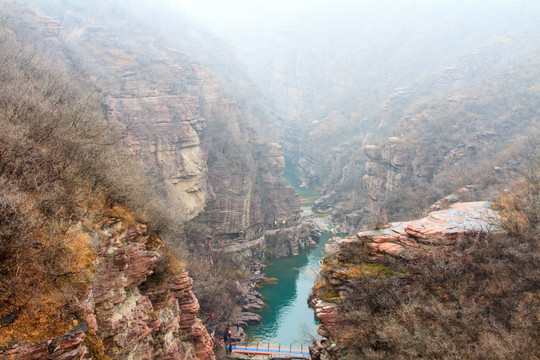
364 145 381 160
237 312 261 323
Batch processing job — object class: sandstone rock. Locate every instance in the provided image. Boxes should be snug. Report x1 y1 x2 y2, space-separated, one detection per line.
382 144 410 167
107 93 208 222
365 161 387 178
316 325 330 338
0 332 90 360
429 193 459 211
324 236 342 255
366 241 406 256
362 174 385 200
311 202 504 360
309 338 327 360
404 201 499 244
312 299 341 336
356 202 501 257
345 211 363 227
88 223 215 360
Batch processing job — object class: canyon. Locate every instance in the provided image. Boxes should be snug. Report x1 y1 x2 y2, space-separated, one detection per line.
1 1 540 359
1 2 313 359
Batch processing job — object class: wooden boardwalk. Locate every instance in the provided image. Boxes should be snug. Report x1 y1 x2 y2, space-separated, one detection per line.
228 345 311 359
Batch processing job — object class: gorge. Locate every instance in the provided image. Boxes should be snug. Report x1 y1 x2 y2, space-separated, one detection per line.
245 164 332 347
1 1 540 360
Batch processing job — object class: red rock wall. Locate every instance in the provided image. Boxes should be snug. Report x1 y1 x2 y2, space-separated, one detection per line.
88 222 214 360
1 220 215 360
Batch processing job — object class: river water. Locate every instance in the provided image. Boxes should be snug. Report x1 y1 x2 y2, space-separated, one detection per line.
246 164 331 346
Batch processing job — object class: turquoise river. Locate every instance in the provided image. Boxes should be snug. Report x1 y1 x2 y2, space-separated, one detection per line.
245 164 331 346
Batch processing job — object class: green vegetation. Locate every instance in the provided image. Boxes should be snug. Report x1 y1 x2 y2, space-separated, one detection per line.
314 283 340 304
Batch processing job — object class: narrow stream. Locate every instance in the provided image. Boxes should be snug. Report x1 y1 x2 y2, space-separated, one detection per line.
246 163 331 346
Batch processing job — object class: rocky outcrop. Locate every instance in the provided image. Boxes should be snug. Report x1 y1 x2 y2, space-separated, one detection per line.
361 127 508 223
359 201 501 257
200 137 311 258
311 300 341 338
1 331 90 360
106 93 208 221
57 4 308 260
43 4 304 249
0 217 214 360
311 202 504 359
86 221 214 360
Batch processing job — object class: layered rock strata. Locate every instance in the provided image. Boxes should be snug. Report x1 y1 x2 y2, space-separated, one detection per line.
359 201 501 257
0 332 90 360
62 10 305 248
89 221 214 360
1 219 215 360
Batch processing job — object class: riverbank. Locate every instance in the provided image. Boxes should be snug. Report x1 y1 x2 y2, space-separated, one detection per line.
242 163 335 346
245 232 332 345
209 162 333 351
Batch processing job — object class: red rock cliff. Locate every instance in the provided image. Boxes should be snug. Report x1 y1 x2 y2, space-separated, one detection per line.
1 218 214 360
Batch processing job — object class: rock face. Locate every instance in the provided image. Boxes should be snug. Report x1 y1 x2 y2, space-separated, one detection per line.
94 45 218 223
1 218 215 360
83 13 306 256
65 21 225 223
30 3 305 254
2 7 308 357
89 222 214 360
311 299 341 338
106 93 208 220
258 19 539 233
359 202 501 257
1 332 90 360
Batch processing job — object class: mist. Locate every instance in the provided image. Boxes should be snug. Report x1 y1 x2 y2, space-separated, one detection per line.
2 0 540 358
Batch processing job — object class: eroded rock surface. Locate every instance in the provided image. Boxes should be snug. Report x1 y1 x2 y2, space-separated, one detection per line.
359 201 501 257
1 220 215 360
89 222 214 360
1 332 90 360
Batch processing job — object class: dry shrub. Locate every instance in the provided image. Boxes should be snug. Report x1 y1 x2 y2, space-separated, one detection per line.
322 190 540 359
0 4 187 345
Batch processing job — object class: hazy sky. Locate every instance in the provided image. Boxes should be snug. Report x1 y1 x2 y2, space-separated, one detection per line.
170 0 528 36
171 0 411 33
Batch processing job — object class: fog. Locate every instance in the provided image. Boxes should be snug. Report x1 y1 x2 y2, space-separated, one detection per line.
20 0 540 145
16 0 540 214
163 0 540 106
3 1 540 356
171 0 540 39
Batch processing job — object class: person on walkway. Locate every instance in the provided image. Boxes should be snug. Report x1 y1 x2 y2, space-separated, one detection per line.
236 322 240 331
227 342 233 354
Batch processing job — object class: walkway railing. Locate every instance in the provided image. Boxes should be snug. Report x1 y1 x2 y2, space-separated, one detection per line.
232 342 310 356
